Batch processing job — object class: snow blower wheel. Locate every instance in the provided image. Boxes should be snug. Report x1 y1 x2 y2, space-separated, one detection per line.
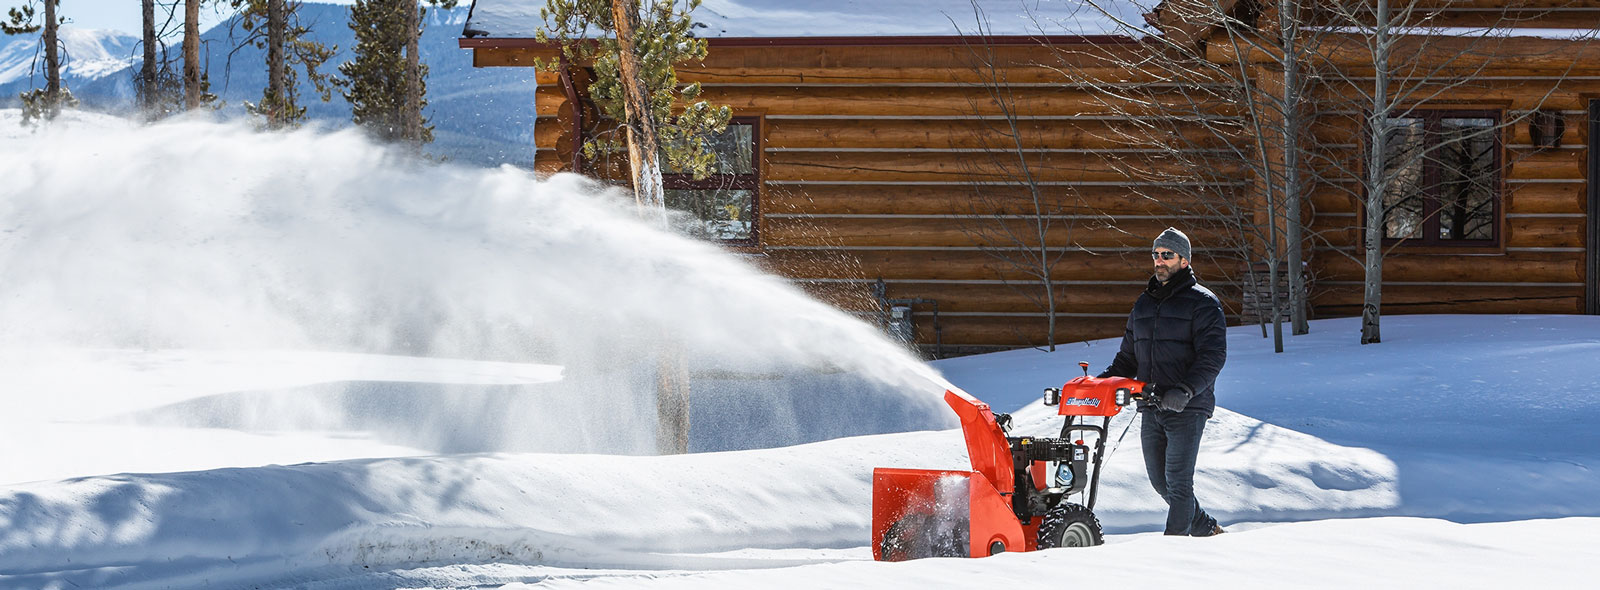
1037 503 1104 548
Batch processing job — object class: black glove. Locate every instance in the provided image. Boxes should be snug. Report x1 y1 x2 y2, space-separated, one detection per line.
1157 385 1193 413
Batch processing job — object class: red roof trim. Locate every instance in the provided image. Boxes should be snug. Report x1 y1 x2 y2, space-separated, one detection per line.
459 34 1138 50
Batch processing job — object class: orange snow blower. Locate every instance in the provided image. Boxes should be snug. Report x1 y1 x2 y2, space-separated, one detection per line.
871 362 1149 560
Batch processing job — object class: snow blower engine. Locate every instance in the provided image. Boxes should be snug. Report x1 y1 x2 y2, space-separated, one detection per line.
871 362 1150 560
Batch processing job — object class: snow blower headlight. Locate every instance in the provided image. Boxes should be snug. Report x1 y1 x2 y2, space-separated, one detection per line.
1043 387 1061 406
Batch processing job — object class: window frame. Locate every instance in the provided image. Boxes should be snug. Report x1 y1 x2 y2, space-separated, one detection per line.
660 116 763 248
1373 109 1505 249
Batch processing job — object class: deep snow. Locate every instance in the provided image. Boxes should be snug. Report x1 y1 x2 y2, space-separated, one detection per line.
1 111 1598 589
3 318 1597 589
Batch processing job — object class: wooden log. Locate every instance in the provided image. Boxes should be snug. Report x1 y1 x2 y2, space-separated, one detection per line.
1310 284 1584 315
764 151 1245 183
1301 113 1585 148
696 43 1150 72
764 184 1237 216
1308 75 1600 111
1313 251 1584 283
766 118 1236 151
1290 143 1585 187
1386 11 1600 30
534 116 562 149
674 65 1186 86
481 41 1154 70
472 47 563 68
550 86 1233 121
1508 113 1588 146
1310 117 1363 145
1390 0 1600 9
763 216 1230 248
1305 216 1584 249
870 282 1144 314
1507 215 1586 248
1506 148 1586 181
1212 31 1600 74
533 151 566 176
1294 3 1600 30
536 85 568 117
758 248 1155 282
905 314 1131 348
696 86 1239 118
1508 182 1586 215
1306 185 1363 215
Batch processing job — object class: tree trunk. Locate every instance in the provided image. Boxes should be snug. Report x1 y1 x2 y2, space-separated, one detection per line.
611 0 687 454
1281 0 1308 336
610 0 666 214
184 0 200 109
1361 0 1391 346
141 0 157 116
42 0 59 117
403 0 421 148
267 0 286 127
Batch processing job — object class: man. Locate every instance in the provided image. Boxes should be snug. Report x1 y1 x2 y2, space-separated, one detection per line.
1099 227 1228 536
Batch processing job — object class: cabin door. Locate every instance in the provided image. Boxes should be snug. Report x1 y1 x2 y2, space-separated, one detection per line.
1590 100 1600 314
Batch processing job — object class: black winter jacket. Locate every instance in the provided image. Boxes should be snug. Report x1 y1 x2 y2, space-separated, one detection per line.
1099 266 1227 417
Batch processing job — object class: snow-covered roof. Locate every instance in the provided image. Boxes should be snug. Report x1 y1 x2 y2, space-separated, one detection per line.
462 0 1155 40
1320 26 1600 41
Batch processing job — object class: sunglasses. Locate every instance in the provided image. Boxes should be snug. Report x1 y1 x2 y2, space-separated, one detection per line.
1151 251 1180 260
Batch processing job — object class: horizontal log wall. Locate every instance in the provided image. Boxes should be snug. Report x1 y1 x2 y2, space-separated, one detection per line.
488 4 1598 350
507 41 1247 351
1283 3 1596 317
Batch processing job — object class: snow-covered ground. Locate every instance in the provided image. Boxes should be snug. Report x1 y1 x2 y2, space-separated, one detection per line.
3 319 1597 589
2 112 1598 588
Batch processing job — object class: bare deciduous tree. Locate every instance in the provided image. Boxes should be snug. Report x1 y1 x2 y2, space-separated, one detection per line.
1308 0 1590 344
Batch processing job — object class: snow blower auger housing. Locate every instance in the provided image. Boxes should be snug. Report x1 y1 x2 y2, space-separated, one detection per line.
872 362 1149 561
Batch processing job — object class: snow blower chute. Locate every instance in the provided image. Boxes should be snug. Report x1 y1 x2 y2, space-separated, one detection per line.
871 363 1149 560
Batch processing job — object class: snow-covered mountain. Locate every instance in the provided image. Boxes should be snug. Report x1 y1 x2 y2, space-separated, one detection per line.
4 4 540 168
0 26 140 93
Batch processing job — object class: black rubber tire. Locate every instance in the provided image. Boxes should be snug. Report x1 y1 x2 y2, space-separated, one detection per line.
1036 503 1104 548
880 512 969 561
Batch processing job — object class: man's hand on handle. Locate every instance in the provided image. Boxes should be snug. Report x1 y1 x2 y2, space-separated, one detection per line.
1155 384 1192 413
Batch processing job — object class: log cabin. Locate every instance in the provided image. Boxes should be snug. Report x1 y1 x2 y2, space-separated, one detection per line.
458 0 1600 355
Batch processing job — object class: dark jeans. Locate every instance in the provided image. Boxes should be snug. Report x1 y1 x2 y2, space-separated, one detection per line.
1141 408 1218 536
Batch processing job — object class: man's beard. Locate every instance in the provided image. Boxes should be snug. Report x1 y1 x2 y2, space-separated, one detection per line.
1155 266 1172 282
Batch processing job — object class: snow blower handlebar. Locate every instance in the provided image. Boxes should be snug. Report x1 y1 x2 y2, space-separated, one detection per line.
1044 362 1154 416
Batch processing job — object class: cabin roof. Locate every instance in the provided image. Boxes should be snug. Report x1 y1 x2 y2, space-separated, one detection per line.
461 0 1155 41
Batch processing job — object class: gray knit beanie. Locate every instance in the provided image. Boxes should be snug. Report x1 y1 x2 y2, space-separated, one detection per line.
1153 227 1191 260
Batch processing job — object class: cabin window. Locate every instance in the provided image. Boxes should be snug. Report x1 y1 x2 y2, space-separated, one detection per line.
662 118 760 245
1379 111 1501 246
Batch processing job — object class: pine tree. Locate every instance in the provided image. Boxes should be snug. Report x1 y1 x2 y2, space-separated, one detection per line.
341 0 406 141
536 0 731 187
184 0 201 109
3 0 72 122
140 0 160 114
341 0 451 146
226 0 337 128
135 0 200 119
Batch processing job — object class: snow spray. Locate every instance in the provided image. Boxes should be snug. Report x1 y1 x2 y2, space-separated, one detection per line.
0 114 954 454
